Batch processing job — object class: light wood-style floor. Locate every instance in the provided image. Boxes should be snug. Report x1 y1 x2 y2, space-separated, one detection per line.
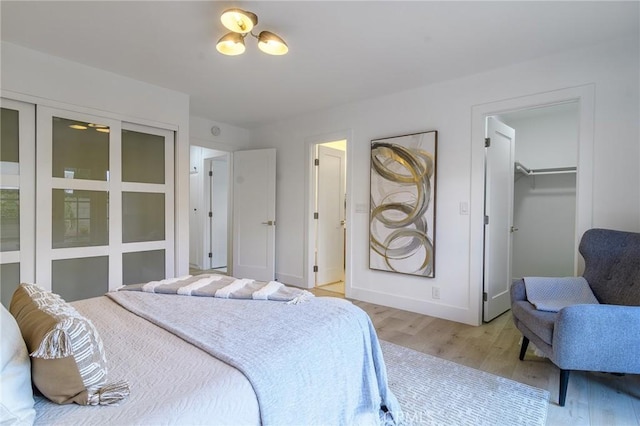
311 287 640 426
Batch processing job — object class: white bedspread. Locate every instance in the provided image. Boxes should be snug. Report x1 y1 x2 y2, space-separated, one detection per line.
33 296 260 426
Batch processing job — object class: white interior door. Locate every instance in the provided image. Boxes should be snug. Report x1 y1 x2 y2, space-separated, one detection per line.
316 145 345 285
232 148 276 281
483 117 515 322
206 156 229 270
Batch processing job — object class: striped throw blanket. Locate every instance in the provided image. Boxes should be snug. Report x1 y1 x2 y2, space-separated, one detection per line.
119 274 314 304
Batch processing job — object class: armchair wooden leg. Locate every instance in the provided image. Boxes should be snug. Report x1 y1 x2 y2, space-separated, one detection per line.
519 336 529 360
559 369 570 407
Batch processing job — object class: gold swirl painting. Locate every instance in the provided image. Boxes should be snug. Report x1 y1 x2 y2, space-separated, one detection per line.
370 130 437 277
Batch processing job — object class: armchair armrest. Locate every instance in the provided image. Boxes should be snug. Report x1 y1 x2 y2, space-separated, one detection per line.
510 279 527 303
553 304 640 373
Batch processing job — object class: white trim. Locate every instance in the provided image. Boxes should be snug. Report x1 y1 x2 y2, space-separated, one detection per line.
51 178 110 192
121 182 168 193
0 175 20 189
49 246 110 260
122 241 168 253
470 84 595 324
0 252 21 264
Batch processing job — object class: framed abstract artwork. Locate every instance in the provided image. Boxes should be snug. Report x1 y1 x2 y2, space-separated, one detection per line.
369 130 437 277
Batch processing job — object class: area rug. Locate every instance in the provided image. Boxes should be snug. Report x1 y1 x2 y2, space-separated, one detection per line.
380 340 549 426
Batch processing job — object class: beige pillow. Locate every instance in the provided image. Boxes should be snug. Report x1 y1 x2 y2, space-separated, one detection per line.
9 283 129 406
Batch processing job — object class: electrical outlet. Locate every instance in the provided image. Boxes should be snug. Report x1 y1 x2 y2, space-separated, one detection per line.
432 286 440 299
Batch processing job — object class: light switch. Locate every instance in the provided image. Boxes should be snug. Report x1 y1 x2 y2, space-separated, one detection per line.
459 202 469 215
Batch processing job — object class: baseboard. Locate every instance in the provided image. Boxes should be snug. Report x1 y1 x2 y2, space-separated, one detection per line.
349 287 480 326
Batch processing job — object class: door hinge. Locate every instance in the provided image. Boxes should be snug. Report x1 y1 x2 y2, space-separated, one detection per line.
208 171 213 176
314 212 319 219
483 292 488 301
314 158 319 166
208 211 213 218
484 215 489 225
208 252 212 258
313 265 318 272
485 137 491 148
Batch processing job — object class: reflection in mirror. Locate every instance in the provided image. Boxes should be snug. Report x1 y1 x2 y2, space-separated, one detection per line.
52 256 108 302
0 263 20 308
122 130 165 184
123 250 165 285
52 117 109 181
0 189 20 252
1 108 20 175
122 192 165 243
52 189 109 248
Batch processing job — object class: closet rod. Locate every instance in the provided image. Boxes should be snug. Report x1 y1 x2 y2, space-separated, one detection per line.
515 162 576 176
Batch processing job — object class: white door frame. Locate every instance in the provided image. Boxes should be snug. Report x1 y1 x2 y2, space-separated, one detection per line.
305 130 352 293
470 85 595 324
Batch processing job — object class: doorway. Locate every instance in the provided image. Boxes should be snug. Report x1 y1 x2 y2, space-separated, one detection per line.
204 155 229 273
313 140 347 295
500 102 579 278
482 100 582 321
189 146 230 274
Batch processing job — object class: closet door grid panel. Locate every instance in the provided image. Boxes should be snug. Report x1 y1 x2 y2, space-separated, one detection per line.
35 106 174 301
0 98 35 308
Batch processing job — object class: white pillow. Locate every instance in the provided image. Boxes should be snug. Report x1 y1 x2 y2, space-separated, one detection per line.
0 304 36 426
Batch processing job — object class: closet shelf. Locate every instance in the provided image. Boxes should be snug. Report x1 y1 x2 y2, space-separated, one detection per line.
515 161 576 176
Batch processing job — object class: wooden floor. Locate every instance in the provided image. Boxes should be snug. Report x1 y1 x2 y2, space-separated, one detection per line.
311 287 640 426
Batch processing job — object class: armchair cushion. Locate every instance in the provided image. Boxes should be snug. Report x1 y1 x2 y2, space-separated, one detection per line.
511 300 556 346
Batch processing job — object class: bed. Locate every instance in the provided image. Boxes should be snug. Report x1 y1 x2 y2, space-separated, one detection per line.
3 275 401 426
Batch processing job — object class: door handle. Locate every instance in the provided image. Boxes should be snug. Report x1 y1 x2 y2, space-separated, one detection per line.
261 220 275 226
510 226 519 233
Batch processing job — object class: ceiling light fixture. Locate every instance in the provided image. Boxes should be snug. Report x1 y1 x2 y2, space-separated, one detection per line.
216 8 288 56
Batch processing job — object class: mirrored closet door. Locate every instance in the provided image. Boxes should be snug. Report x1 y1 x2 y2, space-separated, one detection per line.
0 99 35 307
36 106 174 301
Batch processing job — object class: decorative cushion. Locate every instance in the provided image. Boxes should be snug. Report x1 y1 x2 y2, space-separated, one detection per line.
9 283 129 406
1 304 36 426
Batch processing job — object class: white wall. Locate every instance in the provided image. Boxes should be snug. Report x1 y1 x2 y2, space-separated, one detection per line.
250 36 640 325
512 173 577 278
190 116 252 152
1 41 192 276
502 102 579 169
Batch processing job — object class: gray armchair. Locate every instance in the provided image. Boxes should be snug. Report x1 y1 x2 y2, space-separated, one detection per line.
510 228 640 406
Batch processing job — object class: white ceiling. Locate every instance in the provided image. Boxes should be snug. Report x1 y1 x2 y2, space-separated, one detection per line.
1 1 638 128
